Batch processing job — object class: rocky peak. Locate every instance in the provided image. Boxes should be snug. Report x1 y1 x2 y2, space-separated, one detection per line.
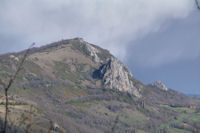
151 80 168 91
94 57 141 98
69 38 111 63
85 43 100 63
74 37 84 42
26 38 141 97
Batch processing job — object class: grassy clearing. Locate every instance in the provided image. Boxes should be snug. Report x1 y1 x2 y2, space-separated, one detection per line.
172 107 195 113
119 109 148 126
137 130 146 133
175 113 188 122
189 114 200 122
159 105 195 131
169 128 192 133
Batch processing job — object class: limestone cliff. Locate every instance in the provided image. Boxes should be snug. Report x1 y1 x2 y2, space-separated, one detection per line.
94 57 141 98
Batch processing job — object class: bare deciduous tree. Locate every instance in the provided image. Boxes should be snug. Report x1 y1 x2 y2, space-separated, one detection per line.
0 43 35 133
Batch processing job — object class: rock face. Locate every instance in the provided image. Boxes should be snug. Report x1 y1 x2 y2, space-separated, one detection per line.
151 80 168 91
94 57 141 98
85 43 100 63
75 38 101 62
71 38 142 97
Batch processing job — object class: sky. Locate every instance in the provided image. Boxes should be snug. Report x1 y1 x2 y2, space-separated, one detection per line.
0 0 200 94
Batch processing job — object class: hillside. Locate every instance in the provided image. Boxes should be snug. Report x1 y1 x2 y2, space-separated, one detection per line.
0 38 200 133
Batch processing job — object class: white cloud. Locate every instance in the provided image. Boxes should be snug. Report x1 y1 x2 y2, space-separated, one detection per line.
0 0 196 63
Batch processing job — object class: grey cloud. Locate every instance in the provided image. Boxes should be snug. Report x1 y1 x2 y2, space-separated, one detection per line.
127 11 200 67
0 0 197 65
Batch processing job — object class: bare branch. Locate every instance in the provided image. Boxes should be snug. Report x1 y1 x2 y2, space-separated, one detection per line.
5 43 35 92
2 43 35 133
195 0 200 10
47 120 54 133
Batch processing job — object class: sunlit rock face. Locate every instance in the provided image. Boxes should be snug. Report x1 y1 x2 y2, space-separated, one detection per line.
85 43 100 63
94 57 141 98
77 38 142 98
151 80 168 91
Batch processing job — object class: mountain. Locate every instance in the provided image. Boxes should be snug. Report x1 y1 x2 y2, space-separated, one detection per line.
0 38 200 133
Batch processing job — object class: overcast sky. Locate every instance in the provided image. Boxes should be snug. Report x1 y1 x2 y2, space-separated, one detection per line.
0 0 199 94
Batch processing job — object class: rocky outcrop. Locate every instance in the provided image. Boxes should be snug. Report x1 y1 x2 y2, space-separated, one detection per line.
151 80 168 91
10 55 19 62
94 57 141 98
85 43 100 62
